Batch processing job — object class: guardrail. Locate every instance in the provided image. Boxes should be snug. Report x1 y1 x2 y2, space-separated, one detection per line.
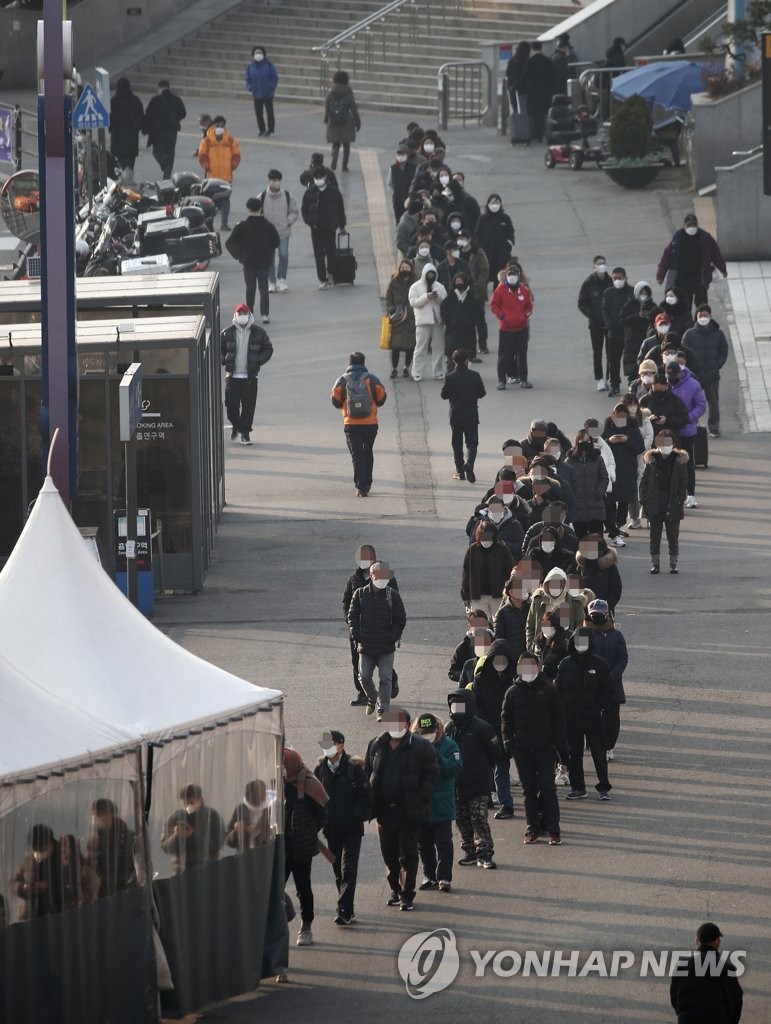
437 61 490 129
0 105 38 173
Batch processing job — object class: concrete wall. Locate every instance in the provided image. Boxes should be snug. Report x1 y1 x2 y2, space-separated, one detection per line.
688 81 762 191
716 154 771 260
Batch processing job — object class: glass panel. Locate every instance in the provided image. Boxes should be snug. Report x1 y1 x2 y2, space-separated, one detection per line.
78 350 105 375
71 379 109 544
24 379 43 504
0 379 24 556
109 346 189 376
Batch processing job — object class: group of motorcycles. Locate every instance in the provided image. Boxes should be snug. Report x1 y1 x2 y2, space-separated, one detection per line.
74 171 231 277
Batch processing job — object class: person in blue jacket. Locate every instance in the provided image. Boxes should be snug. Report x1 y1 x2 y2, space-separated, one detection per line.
413 712 462 892
245 45 279 137
583 598 629 761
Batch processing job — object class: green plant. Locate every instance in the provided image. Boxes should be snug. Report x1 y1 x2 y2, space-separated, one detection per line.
608 95 653 160
702 0 771 60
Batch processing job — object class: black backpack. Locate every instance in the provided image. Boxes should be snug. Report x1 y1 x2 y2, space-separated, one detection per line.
329 94 348 126
344 372 373 418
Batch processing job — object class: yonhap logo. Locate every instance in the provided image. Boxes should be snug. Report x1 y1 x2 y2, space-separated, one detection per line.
398 928 460 999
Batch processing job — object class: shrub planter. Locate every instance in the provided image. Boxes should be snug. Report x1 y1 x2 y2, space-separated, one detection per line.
602 164 663 188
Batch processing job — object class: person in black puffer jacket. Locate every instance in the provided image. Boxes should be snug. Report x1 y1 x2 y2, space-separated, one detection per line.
554 629 613 799
525 527 575 578
492 577 528 662
583 599 629 758
342 545 398 707
446 688 499 866
575 534 622 613
531 610 569 682
468 638 517 818
284 748 328 946
681 304 729 436
621 281 661 382
466 496 524 561
448 609 490 681
219 304 273 444
348 564 407 718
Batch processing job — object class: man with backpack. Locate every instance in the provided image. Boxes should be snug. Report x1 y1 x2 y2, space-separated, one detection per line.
331 351 387 497
259 168 299 293
348 561 407 721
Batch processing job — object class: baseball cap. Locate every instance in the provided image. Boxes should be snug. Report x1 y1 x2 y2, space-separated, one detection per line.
587 599 609 616
417 713 438 731
235 303 251 315
654 313 670 326
318 730 345 748
697 922 722 943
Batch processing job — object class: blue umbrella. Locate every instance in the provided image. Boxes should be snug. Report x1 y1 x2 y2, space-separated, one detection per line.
610 61 706 112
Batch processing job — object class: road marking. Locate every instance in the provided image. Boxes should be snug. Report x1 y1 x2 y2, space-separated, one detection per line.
359 147 396 299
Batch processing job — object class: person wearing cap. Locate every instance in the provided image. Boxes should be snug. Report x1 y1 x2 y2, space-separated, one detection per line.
412 713 462 890
656 213 727 313
622 281 661 383
258 169 299 294
14 824 61 919
578 255 614 392
639 370 690 444
665 358 706 506
160 784 224 875
446 687 499 867
342 546 398 706
225 197 280 323
632 357 660 401
639 427 688 574
637 311 678 366
387 145 419 223
219 303 273 445
681 304 729 438
314 731 371 926
347 559 406 718
670 923 743 1024
300 151 338 190
197 115 240 230
364 708 439 912
300 167 347 289
584 598 628 760
441 348 487 482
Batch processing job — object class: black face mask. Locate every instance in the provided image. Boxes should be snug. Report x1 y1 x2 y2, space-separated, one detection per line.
426 275 436 285
578 441 592 452
399 270 411 278
590 613 608 625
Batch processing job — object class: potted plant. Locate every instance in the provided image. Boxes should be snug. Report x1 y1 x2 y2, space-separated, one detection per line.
601 95 664 188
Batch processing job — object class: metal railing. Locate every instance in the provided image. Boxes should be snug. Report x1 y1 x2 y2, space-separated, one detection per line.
437 61 490 129
577 67 630 122
0 105 39 173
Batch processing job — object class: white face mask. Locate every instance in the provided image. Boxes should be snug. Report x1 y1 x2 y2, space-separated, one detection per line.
449 220 461 231
396 154 407 163
459 239 470 250
423 142 435 154
575 639 589 653
663 352 677 364
613 278 626 289
568 586 581 597
547 582 563 596
506 274 519 286
388 727 407 739
520 670 538 683
322 745 338 758
439 175 450 186
358 559 373 569
658 324 670 335
492 658 508 672
235 314 250 326
612 417 627 428
685 226 698 236
451 250 460 259
665 295 677 305
548 446 561 460
33 849 51 863
697 316 710 327
641 374 654 385
418 246 430 257
423 732 437 743
214 127 225 138
269 181 281 192
254 52 265 62
450 703 464 714
372 577 389 590
659 444 673 455
541 540 555 553
541 626 555 638
480 540 493 549
594 263 607 274
316 182 327 192
488 202 501 213
488 510 504 523
185 802 201 815
505 488 516 501
474 644 490 658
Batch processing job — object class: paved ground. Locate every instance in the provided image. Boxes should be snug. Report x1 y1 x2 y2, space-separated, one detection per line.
3 68 770 1022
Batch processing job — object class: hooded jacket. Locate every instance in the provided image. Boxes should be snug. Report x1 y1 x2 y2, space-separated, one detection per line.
475 208 516 276
576 543 622 613
324 82 361 145
461 538 515 603
197 126 241 182
585 617 628 704
681 319 729 385
331 362 387 427
364 730 439 825
564 447 609 521
639 447 688 520
466 638 516 742
220 314 273 378
554 633 613 728
245 52 278 100
639 388 689 438
408 263 447 325
490 278 533 333
314 752 372 837
466 506 524 561
348 580 406 657
445 689 499 799
501 671 565 754
526 568 586 651
668 366 706 437
602 416 645 500
621 283 661 376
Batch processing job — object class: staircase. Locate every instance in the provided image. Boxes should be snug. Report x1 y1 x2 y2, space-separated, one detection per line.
121 0 577 113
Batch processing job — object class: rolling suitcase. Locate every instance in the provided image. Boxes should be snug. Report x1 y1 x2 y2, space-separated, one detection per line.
510 93 531 145
332 230 357 285
693 424 709 468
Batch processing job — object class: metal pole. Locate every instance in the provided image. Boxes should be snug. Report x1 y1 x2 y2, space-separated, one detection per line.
125 439 138 606
96 126 107 187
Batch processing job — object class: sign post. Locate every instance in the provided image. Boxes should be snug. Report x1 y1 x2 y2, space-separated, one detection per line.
119 361 142 607
763 33 771 196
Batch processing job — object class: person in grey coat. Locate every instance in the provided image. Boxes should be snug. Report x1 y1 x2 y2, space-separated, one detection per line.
324 70 361 172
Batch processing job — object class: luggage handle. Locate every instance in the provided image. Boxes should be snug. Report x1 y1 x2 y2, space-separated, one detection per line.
337 230 351 249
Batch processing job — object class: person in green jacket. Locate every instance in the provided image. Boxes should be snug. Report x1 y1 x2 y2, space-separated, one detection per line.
412 713 463 892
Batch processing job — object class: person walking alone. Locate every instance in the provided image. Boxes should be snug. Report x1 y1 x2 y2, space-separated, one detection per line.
324 70 360 172
331 352 387 497
197 115 241 231
142 80 186 179
245 45 278 137
225 197 280 323
220 303 273 446
348 564 407 720
441 349 486 483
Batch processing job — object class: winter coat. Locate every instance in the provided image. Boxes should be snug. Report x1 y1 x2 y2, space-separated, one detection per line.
426 735 463 822
576 546 623 612
86 820 136 896
501 673 565 754
324 83 361 144
525 536 576 579
586 619 628 704
14 846 62 919
220 322 273 378
160 804 224 875
285 781 325 862
467 247 490 305
475 210 515 279
331 363 387 427
343 567 398 619
224 802 272 851
523 521 578 555
638 389 689 438
466 507 524 561
409 263 447 325
225 215 280 269
621 287 661 378
365 731 439 825
461 541 515 602
440 286 488 355
669 950 743 1024
524 52 555 119
437 256 471 293
245 56 278 100
490 280 534 333
602 281 634 332
300 162 338 190
449 633 474 682
492 598 528 662
578 271 612 327
669 366 706 438
661 297 693 339
602 418 645 500
395 211 420 255
142 89 186 147
109 87 144 162
387 157 419 217
385 274 417 351
639 448 688 520
526 568 586 651
314 753 372 836
657 227 726 289
446 696 499 799
681 319 729 385
533 632 569 682
197 127 241 182
301 182 346 231
564 449 609 523
440 362 486 426
467 639 517 742
348 581 406 657
554 636 613 730
258 186 300 239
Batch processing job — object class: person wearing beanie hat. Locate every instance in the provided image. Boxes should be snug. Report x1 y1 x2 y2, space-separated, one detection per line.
670 922 743 1024
621 280 661 382
314 731 371 926
639 428 688 573
219 302 273 444
412 712 463 886
656 211 727 313
225 199 280 324
14 824 60 920
583 598 628 760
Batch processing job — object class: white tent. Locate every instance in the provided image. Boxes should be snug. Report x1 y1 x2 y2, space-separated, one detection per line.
0 476 281 740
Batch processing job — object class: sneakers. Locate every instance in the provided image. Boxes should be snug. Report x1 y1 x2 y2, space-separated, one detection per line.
650 565 660 575
402 367 410 377
261 315 270 324
230 427 238 441
686 495 698 508
275 966 289 983
477 857 497 869
457 853 478 866
520 380 533 389
240 434 253 446
610 535 626 547
608 387 620 397
494 806 514 819
496 382 506 390
438 880 451 892
670 565 679 574
606 749 615 761
555 766 570 786
386 891 401 906
268 282 276 293
596 379 608 391
400 898 414 911
365 703 376 716
350 695 368 707
598 791 612 801
413 374 423 382
220 224 231 231
390 368 398 379
506 376 519 385
453 470 466 481
318 280 331 290
419 878 438 891
335 912 355 925
616 527 630 537
296 925 313 946
566 789 588 800
376 713 383 723
522 830 539 844
276 279 288 293
548 834 562 846
465 466 476 484
627 518 642 530
708 429 720 438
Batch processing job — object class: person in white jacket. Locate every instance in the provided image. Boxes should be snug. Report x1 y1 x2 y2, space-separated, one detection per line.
408 262 447 382
259 169 300 292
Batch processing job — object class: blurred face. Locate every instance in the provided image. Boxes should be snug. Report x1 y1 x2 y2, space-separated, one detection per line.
371 564 391 588
356 545 375 569
385 711 408 738
579 537 600 560
518 658 539 682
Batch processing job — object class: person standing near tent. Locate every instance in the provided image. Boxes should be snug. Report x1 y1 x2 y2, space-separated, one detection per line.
160 784 225 875
86 799 136 897
14 824 61 920
284 747 328 947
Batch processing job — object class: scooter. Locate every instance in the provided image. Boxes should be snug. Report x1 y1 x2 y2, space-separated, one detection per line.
544 106 604 171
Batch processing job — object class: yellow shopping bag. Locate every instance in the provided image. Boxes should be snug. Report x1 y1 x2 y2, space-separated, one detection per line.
379 315 392 350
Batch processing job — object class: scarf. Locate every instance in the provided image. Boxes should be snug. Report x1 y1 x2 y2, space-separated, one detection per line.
283 748 329 807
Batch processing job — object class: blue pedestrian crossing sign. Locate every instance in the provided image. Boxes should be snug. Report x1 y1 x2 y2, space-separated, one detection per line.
73 83 110 130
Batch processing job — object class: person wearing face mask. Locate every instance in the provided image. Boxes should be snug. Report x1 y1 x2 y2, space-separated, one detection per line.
407 225 445 269
631 357 660 401
656 212 727 313
387 145 418 222
449 608 490 681
554 629 613 801
457 233 490 323
564 430 610 538
619 391 652 528
395 199 424 259
501 653 565 844
86 799 136 897
639 370 689 445
522 501 579 557
197 115 240 231
365 708 439 911
14 825 61 920
385 260 418 378
467 496 525 560
639 428 688 573
660 285 693 339
348 561 407 719
219 302 274 445
575 533 622 614
258 169 299 294
528 455 577 525
245 45 278 137
681 303 729 438
468 638 518 818
450 174 482 233
440 348 487 482
493 575 529 662
461 522 515 620
602 267 634 396
602 404 645 542
300 151 338 190
621 281 662 383
583 599 628 761
412 714 463 889
525 526 575 578
437 239 472 295
664 360 706 506
343 545 398 705
475 194 516 283
525 566 586 651
225 779 273 852
440 269 486 367
300 168 347 289
314 731 371 926
408 262 448 381
445 689 499 868
533 610 569 685
578 255 614 391
225 198 280 325
283 747 329 947
490 260 534 389
638 314 683 367
160 784 224 876
409 156 451 199
324 70 360 172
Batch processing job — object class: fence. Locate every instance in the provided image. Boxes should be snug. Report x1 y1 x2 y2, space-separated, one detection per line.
0 105 38 173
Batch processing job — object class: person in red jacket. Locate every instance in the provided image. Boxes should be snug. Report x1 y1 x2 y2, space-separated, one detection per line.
490 259 534 390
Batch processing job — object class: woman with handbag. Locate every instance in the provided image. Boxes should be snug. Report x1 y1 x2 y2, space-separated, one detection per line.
384 260 417 378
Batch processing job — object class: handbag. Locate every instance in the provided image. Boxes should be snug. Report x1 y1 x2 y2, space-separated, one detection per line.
379 314 392 350
388 304 408 326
